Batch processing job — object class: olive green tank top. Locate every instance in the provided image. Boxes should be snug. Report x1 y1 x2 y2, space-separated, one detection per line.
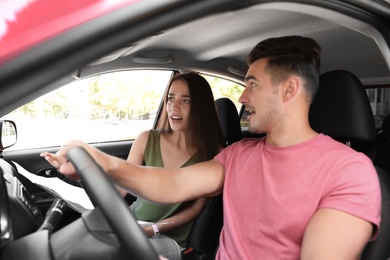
130 129 197 247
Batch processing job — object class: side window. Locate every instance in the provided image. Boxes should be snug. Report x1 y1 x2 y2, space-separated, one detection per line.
202 74 248 129
201 74 243 112
366 87 390 129
4 70 173 150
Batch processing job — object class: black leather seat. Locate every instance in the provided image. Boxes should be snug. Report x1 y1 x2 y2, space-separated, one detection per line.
309 70 390 260
309 70 377 160
182 97 242 260
215 97 242 145
182 195 223 260
382 115 390 140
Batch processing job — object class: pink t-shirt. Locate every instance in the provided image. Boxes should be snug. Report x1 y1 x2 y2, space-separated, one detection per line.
214 134 381 259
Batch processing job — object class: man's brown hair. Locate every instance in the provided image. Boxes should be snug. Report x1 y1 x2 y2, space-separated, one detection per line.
247 36 321 103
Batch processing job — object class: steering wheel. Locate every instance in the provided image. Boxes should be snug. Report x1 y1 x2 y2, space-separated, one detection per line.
66 146 159 260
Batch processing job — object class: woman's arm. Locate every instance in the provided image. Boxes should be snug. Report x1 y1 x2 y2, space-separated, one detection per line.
117 130 150 197
127 130 149 164
143 197 209 237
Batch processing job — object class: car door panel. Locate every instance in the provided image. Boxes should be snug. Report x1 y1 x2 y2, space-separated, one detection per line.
2 140 134 230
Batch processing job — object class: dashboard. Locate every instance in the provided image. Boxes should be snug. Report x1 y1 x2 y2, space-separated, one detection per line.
1 159 44 242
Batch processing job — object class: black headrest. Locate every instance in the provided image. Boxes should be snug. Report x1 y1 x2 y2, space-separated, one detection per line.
215 97 242 145
382 114 390 140
309 70 376 158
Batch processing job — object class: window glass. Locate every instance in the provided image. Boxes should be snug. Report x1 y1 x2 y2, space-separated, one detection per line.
202 74 247 128
4 70 173 150
4 70 245 151
366 87 390 129
202 74 243 112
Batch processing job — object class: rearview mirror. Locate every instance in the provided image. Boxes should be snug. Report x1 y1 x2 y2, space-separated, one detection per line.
0 120 17 150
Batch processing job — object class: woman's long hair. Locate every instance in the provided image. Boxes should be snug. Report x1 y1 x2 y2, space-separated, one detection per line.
157 72 225 162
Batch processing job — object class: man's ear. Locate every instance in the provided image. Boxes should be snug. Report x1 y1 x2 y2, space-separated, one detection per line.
282 77 300 102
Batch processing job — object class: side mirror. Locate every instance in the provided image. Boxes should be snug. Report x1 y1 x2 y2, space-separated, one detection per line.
0 120 17 150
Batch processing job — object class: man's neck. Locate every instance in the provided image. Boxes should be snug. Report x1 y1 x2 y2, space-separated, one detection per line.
265 126 318 147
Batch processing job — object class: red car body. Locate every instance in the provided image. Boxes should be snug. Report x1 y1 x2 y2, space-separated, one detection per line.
0 0 139 64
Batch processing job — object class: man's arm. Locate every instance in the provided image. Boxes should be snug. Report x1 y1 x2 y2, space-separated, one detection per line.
111 156 225 203
41 140 225 204
301 208 373 260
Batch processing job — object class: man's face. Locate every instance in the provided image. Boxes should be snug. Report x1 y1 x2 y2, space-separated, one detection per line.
239 58 282 134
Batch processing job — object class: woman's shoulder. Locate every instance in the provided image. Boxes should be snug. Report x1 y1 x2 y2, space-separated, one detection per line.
133 129 159 147
138 129 160 138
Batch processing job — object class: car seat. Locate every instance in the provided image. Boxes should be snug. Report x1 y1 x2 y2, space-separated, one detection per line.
182 97 242 260
309 70 390 260
214 97 242 145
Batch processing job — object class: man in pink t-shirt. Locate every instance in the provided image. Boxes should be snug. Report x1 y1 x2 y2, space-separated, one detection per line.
45 36 381 259
215 134 380 259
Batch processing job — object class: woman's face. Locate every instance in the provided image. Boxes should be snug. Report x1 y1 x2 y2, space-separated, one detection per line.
166 79 191 132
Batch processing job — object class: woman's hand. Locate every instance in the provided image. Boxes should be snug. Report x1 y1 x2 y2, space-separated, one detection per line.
143 225 154 237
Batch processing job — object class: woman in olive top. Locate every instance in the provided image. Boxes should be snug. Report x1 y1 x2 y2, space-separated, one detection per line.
126 72 225 260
